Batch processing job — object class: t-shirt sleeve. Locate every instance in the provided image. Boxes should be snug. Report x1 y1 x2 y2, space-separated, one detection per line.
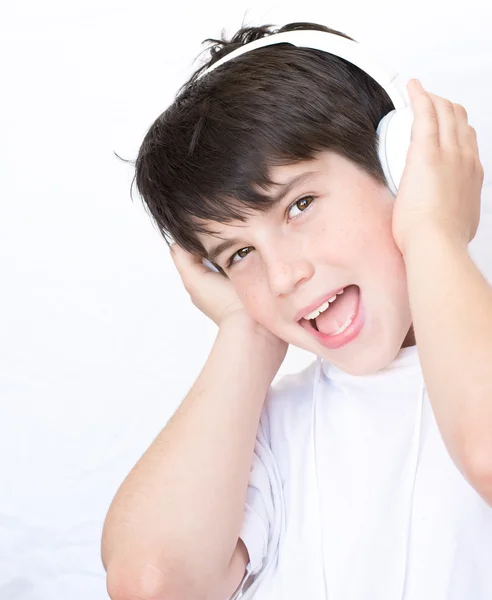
230 405 285 599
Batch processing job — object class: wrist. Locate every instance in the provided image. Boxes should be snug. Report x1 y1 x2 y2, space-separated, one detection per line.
220 311 271 341
218 312 287 378
400 222 469 261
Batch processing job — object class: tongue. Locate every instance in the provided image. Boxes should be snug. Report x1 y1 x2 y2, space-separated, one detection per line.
315 285 360 335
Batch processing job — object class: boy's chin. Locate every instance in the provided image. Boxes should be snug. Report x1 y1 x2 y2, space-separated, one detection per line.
296 330 413 377
317 347 401 376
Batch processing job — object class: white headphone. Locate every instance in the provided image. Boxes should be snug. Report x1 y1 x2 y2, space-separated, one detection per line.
198 29 414 196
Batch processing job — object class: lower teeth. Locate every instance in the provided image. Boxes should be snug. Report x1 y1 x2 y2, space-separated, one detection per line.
311 312 354 336
328 314 354 336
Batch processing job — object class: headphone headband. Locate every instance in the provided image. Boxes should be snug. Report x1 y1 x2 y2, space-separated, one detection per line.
197 29 409 110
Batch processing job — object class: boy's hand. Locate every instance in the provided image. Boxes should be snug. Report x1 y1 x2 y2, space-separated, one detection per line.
170 244 247 327
392 79 484 255
171 244 289 375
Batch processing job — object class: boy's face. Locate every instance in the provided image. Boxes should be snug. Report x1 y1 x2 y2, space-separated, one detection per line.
199 150 413 375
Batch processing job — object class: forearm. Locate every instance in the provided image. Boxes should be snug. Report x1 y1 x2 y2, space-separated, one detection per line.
404 227 492 501
102 314 283 594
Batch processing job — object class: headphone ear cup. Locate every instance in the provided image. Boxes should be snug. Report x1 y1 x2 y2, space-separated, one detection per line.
202 258 220 273
376 106 414 196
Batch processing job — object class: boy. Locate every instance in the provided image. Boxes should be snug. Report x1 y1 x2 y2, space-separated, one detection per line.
101 22 492 600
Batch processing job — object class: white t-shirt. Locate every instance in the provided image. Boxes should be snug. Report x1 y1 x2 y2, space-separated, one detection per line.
233 344 492 600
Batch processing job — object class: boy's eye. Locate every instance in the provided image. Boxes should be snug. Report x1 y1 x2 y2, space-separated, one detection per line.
288 195 315 219
225 195 316 269
227 246 252 267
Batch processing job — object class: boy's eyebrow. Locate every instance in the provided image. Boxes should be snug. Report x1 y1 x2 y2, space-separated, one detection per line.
206 170 319 264
267 170 319 205
207 237 242 265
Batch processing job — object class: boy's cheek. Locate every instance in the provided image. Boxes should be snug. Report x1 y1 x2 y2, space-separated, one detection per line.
244 303 277 330
239 292 285 333
238 289 267 321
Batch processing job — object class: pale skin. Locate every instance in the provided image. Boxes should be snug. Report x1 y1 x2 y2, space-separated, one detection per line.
172 79 491 504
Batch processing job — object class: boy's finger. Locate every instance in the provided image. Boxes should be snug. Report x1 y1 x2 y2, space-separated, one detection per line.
468 125 480 157
452 102 473 150
428 92 458 150
170 243 213 280
170 243 198 264
407 79 439 149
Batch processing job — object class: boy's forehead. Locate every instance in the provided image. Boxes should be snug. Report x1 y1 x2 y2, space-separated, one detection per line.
195 152 340 255
198 165 324 230
258 151 336 200
197 164 330 257
196 216 251 249
266 152 330 184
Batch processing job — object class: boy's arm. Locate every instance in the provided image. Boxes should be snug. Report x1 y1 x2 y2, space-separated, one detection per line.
101 313 285 599
393 80 491 504
404 228 492 505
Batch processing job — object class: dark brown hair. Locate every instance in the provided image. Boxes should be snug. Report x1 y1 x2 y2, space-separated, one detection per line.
133 22 394 260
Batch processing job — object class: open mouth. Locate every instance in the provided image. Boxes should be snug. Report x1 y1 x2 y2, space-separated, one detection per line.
298 284 364 350
300 284 359 332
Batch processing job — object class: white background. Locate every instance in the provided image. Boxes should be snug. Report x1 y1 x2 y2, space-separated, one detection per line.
1 1 491 598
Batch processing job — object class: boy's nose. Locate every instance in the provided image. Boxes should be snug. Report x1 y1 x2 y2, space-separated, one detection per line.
265 252 314 297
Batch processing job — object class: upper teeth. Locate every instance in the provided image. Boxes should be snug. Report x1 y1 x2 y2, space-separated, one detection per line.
304 289 344 321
